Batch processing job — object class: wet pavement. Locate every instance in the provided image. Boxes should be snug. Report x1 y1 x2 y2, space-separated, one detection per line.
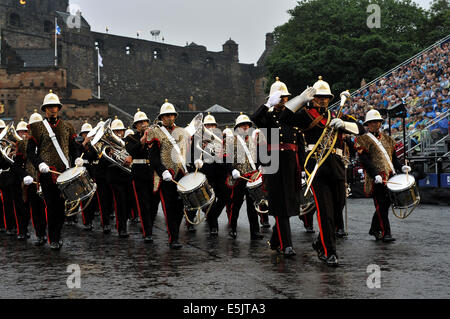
0 198 449 299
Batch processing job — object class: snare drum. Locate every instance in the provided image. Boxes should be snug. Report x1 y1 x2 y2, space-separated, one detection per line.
299 179 316 216
177 172 215 211
246 176 268 214
386 174 420 219
56 167 97 216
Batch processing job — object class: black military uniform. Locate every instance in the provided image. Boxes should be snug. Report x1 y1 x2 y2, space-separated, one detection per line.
281 103 363 265
251 104 304 255
0 156 19 236
125 130 160 242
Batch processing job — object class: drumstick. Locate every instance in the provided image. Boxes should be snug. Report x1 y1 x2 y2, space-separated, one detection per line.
386 181 402 185
49 170 61 175
239 176 252 182
171 179 186 190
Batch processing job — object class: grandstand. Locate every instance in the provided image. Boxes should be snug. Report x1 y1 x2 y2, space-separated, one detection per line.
337 35 450 203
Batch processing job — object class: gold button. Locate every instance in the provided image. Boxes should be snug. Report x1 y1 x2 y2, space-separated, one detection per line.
280 134 283 137
280 142 284 144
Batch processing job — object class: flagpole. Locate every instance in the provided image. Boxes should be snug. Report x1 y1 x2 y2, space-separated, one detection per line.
97 47 101 98
54 17 58 67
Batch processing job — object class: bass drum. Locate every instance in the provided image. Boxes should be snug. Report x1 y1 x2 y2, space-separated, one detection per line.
299 179 316 216
386 174 420 219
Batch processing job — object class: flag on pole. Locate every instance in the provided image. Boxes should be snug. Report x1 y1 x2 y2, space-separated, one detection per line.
98 50 103 67
56 22 61 35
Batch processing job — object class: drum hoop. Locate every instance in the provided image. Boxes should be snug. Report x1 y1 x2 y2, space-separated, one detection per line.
57 167 87 184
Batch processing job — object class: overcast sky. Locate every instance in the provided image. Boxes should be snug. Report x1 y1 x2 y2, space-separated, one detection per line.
72 0 433 64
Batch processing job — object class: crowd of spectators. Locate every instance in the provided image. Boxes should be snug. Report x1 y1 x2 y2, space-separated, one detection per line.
342 39 449 151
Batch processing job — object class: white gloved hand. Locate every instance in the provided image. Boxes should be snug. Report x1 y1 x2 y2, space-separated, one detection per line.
39 162 50 174
298 87 316 105
23 176 34 186
330 118 345 130
75 157 84 167
265 91 282 108
402 165 411 174
162 170 172 182
374 175 383 184
232 169 241 180
194 159 204 169
301 171 306 179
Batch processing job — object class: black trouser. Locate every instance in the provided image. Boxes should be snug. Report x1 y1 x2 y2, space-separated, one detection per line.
81 191 98 226
26 184 47 238
228 180 260 235
159 178 184 244
132 179 160 237
370 184 392 237
206 178 231 230
96 178 113 227
12 183 29 236
0 186 16 232
333 179 346 232
110 182 130 233
300 210 314 229
270 216 292 250
40 173 66 243
311 176 338 258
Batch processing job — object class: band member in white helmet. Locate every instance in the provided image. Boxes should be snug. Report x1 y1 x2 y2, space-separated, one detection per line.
251 77 304 257
14 111 47 245
355 109 409 242
105 117 133 238
227 114 264 241
146 99 190 249
281 77 364 266
26 90 82 250
125 109 160 243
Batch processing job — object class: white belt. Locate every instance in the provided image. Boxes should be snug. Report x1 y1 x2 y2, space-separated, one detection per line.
83 160 90 164
0 168 10 175
132 159 149 164
307 144 343 157
92 160 99 165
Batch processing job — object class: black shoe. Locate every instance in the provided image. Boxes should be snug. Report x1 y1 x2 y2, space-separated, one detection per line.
336 228 347 238
282 246 296 257
210 228 218 237
187 224 196 233
169 241 183 249
118 231 129 238
382 234 396 242
322 254 339 267
251 232 264 240
144 236 153 243
228 230 237 239
84 224 93 231
50 241 63 250
17 234 27 241
103 225 111 234
267 241 279 251
369 229 383 241
131 217 140 223
305 226 315 233
34 236 47 246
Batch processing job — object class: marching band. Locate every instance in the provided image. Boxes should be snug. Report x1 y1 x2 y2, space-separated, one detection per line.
0 77 420 267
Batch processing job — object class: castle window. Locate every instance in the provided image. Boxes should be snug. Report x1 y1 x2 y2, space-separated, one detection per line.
205 57 215 68
153 49 162 60
44 20 54 33
125 44 133 55
9 13 20 27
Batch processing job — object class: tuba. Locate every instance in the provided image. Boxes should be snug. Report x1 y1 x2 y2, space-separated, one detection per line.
90 119 132 173
0 123 23 164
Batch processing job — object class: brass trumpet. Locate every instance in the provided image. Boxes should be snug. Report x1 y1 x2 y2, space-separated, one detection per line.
303 90 350 196
0 123 23 164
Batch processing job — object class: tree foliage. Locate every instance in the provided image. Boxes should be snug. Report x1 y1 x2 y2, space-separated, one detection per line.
265 0 449 96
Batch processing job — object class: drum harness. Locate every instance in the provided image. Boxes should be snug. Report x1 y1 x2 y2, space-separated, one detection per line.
366 132 396 179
